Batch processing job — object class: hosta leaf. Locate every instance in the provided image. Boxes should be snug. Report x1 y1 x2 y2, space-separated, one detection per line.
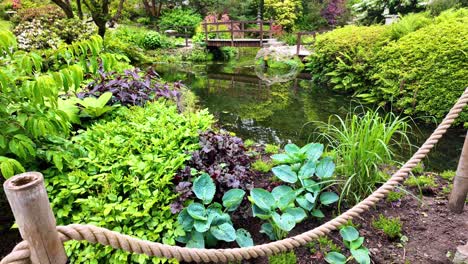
194 219 211 233
284 143 300 154
350 237 364 250
298 160 316 179
325 252 346 264
316 157 335 178
252 204 271 220
260 223 276 240
222 189 245 211
193 173 216 204
320 192 339 205
187 203 207 221
271 153 292 163
284 207 307 223
296 195 314 211
301 143 324 161
272 165 298 183
351 248 370 264
186 231 205 248
271 185 295 211
272 212 296 232
210 223 236 242
305 192 318 204
311 209 325 218
340 226 359 242
250 188 275 211
236 228 254 247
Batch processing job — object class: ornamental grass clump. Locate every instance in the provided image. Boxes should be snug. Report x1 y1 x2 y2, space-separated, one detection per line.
317 108 410 205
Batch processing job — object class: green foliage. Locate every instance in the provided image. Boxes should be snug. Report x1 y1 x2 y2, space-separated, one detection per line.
264 0 303 31
141 31 173 50
307 236 341 255
176 174 253 248
252 159 273 173
296 0 328 30
428 0 463 15
412 162 425 175
76 92 115 118
386 190 405 202
268 251 297 264
372 214 402 239
159 8 202 36
306 25 389 94
326 226 370 264
265 144 280 154
440 170 456 181
352 0 426 25
385 12 432 41
251 143 338 240
317 108 410 205
45 101 213 263
404 175 437 188
244 139 255 148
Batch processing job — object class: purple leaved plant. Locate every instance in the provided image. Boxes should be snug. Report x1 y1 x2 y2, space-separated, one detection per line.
78 66 181 106
321 0 346 26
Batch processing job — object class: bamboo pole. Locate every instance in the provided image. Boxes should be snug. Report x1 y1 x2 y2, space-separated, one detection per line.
3 172 67 264
448 131 468 213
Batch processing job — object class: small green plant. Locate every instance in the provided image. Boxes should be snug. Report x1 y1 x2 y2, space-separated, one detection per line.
177 174 253 248
250 143 339 240
440 170 456 181
268 251 297 264
325 226 370 264
411 163 425 175
252 159 273 173
307 236 341 255
404 175 437 189
244 139 255 148
76 92 115 118
386 190 406 203
265 144 280 154
442 184 453 195
372 214 402 239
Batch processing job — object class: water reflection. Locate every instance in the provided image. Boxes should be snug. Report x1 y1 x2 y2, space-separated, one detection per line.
152 61 464 171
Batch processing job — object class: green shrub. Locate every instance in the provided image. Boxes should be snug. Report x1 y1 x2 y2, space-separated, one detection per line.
371 10 468 124
141 31 172 50
251 159 273 173
307 236 341 254
411 162 425 175
317 108 410 205
306 25 389 94
386 190 406 202
265 144 280 154
404 175 437 188
268 251 297 264
159 8 202 36
385 12 432 41
244 139 255 148
372 214 402 239
428 0 462 16
45 101 213 263
440 170 456 181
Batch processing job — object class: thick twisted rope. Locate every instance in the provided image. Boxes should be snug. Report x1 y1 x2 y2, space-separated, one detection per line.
2 88 468 264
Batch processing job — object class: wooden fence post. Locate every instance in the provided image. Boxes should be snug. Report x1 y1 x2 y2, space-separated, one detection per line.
230 20 234 47
296 32 302 56
4 172 67 264
259 20 263 47
448 131 468 213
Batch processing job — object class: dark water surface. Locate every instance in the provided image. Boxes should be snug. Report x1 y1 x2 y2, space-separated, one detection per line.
152 55 464 172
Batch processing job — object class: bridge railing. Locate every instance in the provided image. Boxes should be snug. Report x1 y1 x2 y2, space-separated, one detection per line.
296 31 317 56
201 20 275 47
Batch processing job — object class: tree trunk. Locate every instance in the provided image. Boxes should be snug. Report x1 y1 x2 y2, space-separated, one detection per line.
111 0 126 22
51 0 74 18
76 0 83 19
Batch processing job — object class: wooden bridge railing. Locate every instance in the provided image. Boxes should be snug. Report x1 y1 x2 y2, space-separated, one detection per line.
201 20 275 47
296 31 317 56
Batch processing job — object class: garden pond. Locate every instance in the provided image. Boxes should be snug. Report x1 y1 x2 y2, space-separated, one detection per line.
151 51 465 172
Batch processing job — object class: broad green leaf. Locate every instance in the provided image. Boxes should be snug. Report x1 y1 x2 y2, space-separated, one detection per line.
187 231 205 248
193 173 216 204
350 237 364 250
325 252 346 264
284 143 300 154
272 165 298 183
340 226 359 242
222 189 245 211
298 160 316 179
296 195 314 211
236 228 254 247
311 209 325 218
316 157 335 178
260 223 276 240
351 248 370 264
252 204 271 220
320 192 339 205
305 192 318 204
284 207 307 223
194 218 212 233
250 188 275 211
272 212 296 232
271 185 295 211
301 143 324 161
301 178 320 192
271 153 292 163
187 203 207 221
210 223 236 242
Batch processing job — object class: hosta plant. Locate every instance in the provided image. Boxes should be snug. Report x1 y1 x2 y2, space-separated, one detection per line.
177 174 253 248
271 143 339 218
325 226 370 264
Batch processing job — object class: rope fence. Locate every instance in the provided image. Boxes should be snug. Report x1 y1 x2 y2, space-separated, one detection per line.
2 88 468 264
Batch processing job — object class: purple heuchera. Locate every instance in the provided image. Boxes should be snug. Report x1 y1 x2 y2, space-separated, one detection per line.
321 0 346 26
170 131 256 213
78 66 181 106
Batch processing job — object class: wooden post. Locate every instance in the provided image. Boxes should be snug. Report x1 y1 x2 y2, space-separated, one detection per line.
216 19 219 39
184 27 188 47
230 20 234 47
3 172 67 264
296 32 302 56
449 131 468 213
203 23 208 44
259 20 263 47
269 19 273 39
241 22 245 38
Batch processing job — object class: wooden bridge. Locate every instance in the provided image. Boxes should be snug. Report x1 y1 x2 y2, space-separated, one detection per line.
201 20 316 58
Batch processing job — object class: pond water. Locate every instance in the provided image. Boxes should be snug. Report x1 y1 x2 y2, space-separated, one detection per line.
152 51 465 172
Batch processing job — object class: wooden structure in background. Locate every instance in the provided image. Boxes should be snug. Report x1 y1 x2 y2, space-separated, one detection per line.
202 20 275 47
